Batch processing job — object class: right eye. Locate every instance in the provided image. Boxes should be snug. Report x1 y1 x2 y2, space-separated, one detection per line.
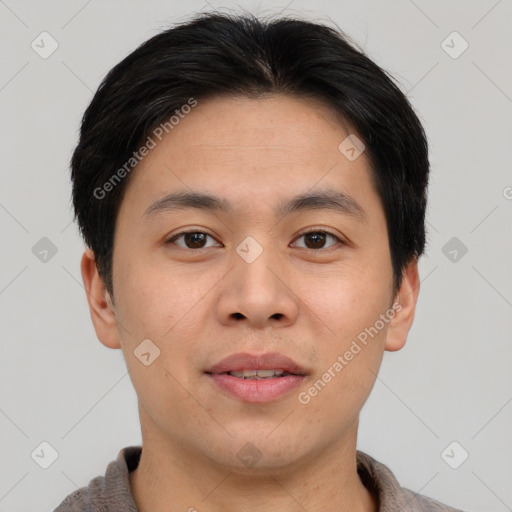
165 230 222 250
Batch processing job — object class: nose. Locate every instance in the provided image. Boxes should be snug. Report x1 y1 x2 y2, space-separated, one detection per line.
216 246 299 329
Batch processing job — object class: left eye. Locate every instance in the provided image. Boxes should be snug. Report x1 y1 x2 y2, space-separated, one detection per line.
165 230 342 250
291 231 342 250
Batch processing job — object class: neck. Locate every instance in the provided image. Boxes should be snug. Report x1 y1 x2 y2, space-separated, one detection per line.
129 415 377 512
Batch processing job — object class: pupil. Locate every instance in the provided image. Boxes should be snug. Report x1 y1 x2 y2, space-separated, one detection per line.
306 232 325 249
186 232 206 248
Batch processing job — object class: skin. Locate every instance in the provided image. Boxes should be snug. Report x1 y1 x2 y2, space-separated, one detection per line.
81 94 420 512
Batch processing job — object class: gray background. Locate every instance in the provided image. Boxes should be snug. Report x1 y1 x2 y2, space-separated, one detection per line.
0 0 511 511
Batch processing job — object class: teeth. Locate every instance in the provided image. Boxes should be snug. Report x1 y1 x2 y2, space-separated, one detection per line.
254 369 284 378
228 369 287 379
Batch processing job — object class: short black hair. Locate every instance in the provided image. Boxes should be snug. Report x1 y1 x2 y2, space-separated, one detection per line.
71 11 429 300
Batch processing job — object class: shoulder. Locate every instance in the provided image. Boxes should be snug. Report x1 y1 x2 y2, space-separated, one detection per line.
53 445 142 512
356 450 465 512
54 487 91 512
401 487 465 512
53 471 114 512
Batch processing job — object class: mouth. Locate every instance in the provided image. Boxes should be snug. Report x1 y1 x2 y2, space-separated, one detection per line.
205 352 308 403
205 351 308 377
220 369 299 379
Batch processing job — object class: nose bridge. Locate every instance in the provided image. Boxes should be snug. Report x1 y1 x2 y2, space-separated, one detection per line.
217 233 298 327
233 233 283 297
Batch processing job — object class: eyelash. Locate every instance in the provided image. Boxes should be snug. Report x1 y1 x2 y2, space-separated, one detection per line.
165 228 344 251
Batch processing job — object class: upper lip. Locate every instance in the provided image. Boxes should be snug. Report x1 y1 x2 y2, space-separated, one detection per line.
206 352 308 375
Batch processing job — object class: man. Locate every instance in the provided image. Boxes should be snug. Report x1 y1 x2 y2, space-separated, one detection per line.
55 11 462 512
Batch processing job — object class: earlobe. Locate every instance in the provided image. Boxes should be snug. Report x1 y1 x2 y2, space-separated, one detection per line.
80 248 121 349
384 257 420 352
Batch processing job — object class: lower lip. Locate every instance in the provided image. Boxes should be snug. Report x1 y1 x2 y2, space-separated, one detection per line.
208 373 305 403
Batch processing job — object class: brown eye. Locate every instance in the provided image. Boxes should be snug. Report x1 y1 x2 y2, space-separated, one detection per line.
166 231 220 249
292 231 341 250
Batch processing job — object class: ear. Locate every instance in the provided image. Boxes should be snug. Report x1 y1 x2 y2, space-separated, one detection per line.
384 257 420 352
80 248 121 349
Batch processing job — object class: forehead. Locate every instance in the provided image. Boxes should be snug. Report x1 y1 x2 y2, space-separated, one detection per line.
171 94 351 150
118 94 379 220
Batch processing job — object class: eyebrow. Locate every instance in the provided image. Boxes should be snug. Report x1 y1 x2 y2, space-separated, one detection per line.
143 188 367 222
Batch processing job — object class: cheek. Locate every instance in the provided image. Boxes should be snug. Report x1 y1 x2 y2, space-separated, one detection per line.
304 266 391 345
114 256 179 327
300 278 389 417
112 268 202 406
113 261 216 369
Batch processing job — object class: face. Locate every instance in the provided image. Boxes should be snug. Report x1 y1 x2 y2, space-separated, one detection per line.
83 94 419 472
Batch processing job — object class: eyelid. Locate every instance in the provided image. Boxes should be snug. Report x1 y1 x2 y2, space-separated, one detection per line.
291 227 345 248
165 229 222 246
294 226 344 240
